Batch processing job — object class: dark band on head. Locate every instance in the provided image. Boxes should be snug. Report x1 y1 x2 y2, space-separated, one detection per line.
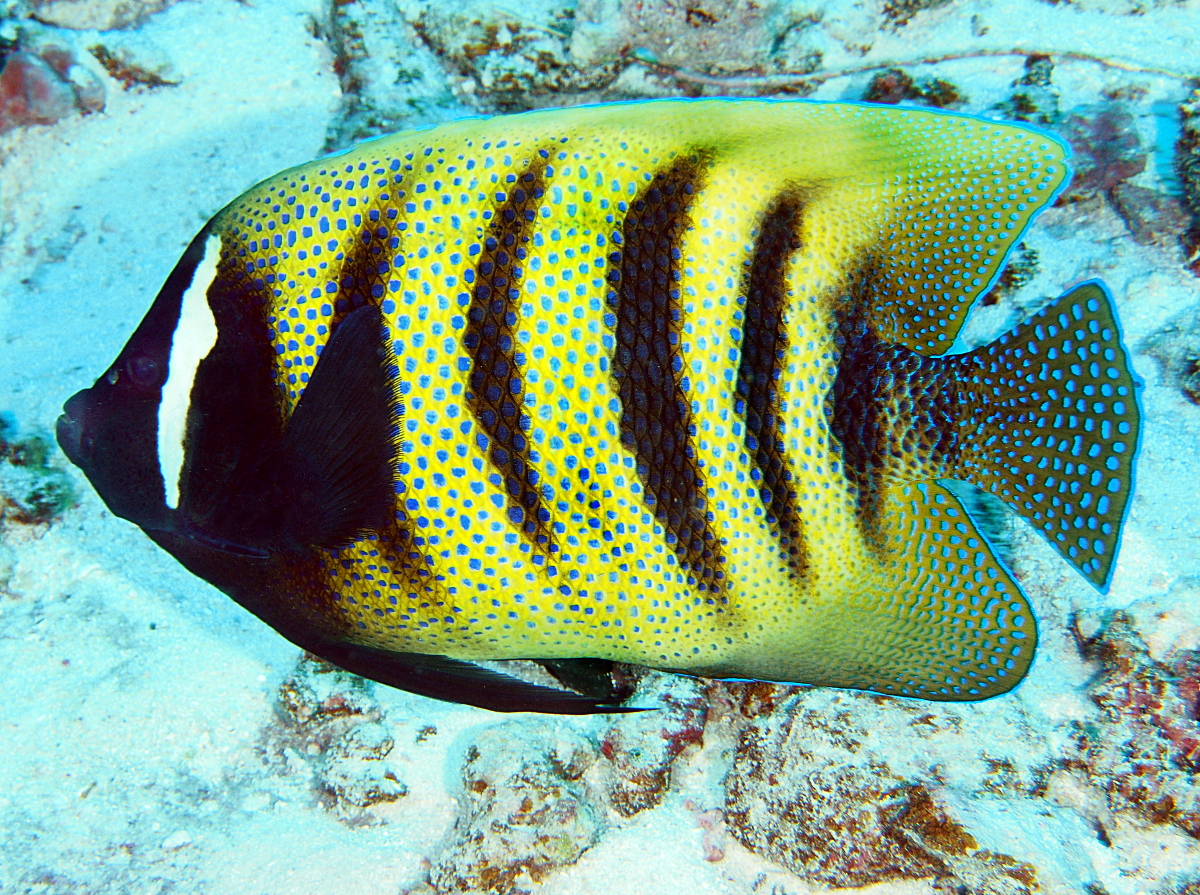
178 230 282 525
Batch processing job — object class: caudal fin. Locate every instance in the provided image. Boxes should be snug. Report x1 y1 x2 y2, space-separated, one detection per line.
949 281 1142 591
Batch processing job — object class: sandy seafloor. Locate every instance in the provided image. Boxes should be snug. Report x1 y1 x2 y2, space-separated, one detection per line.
1 0 1200 892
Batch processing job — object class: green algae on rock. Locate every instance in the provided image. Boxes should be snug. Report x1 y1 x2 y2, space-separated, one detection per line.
0 415 75 528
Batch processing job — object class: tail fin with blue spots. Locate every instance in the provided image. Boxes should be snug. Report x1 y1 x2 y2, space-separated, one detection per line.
949 281 1142 591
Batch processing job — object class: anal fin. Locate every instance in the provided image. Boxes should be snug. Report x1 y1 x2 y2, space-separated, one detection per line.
810 481 1037 701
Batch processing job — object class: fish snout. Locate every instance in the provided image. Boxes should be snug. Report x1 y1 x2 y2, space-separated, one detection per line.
56 390 95 467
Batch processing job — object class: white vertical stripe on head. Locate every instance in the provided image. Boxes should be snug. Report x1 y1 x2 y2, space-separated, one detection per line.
158 233 221 510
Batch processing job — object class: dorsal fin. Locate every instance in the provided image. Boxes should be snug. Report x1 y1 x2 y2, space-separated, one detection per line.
839 113 1070 354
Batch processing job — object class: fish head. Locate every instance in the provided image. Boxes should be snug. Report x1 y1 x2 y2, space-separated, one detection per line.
57 332 172 532
57 229 224 542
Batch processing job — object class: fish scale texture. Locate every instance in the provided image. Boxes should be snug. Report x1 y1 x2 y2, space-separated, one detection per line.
210 99 1072 699
609 160 723 594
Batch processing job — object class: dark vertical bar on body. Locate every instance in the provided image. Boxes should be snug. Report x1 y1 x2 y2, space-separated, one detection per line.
607 153 726 595
736 192 810 579
464 157 556 559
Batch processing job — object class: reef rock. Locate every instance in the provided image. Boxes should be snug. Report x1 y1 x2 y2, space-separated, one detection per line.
862 67 965 107
406 0 619 114
28 0 179 31
1110 182 1190 249
993 54 1060 126
1060 102 1147 201
0 34 106 134
1142 301 1200 406
1081 611 1200 839
266 655 407 823
0 50 77 131
322 0 464 151
430 720 600 895
0 416 75 528
599 671 707 817
610 0 786 76
1178 88 1200 273
725 693 1040 893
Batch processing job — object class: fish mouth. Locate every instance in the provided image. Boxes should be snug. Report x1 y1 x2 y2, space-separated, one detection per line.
56 390 93 468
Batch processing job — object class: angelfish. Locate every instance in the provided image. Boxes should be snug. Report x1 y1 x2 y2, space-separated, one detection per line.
56 100 1142 713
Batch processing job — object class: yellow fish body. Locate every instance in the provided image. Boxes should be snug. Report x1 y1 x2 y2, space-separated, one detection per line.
57 100 1141 712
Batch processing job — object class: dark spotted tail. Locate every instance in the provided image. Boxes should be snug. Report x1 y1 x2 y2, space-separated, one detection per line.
948 281 1142 591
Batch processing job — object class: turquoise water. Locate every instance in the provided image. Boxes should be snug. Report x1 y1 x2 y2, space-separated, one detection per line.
1 0 1199 891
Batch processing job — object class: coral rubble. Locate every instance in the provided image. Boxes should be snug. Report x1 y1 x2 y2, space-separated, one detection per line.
430 719 600 894
599 672 707 817
863 67 965 107
725 693 1040 893
0 33 103 132
266 655 408 823
0 415 75 528
87 43 174 90
1081 612 1200 840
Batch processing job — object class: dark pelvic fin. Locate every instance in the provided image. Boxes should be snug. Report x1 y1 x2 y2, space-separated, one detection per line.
259 304 399 551
537 658 623 702
948 281 1142 591
308 639 639 714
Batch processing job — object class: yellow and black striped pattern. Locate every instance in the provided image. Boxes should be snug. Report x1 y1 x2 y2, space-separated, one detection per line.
210 100 1069 700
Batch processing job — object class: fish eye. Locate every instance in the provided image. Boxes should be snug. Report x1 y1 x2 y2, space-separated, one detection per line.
125 355 163 389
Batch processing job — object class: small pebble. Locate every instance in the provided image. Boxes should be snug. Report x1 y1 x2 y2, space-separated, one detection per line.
160 830 192 851
0 51 78 133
